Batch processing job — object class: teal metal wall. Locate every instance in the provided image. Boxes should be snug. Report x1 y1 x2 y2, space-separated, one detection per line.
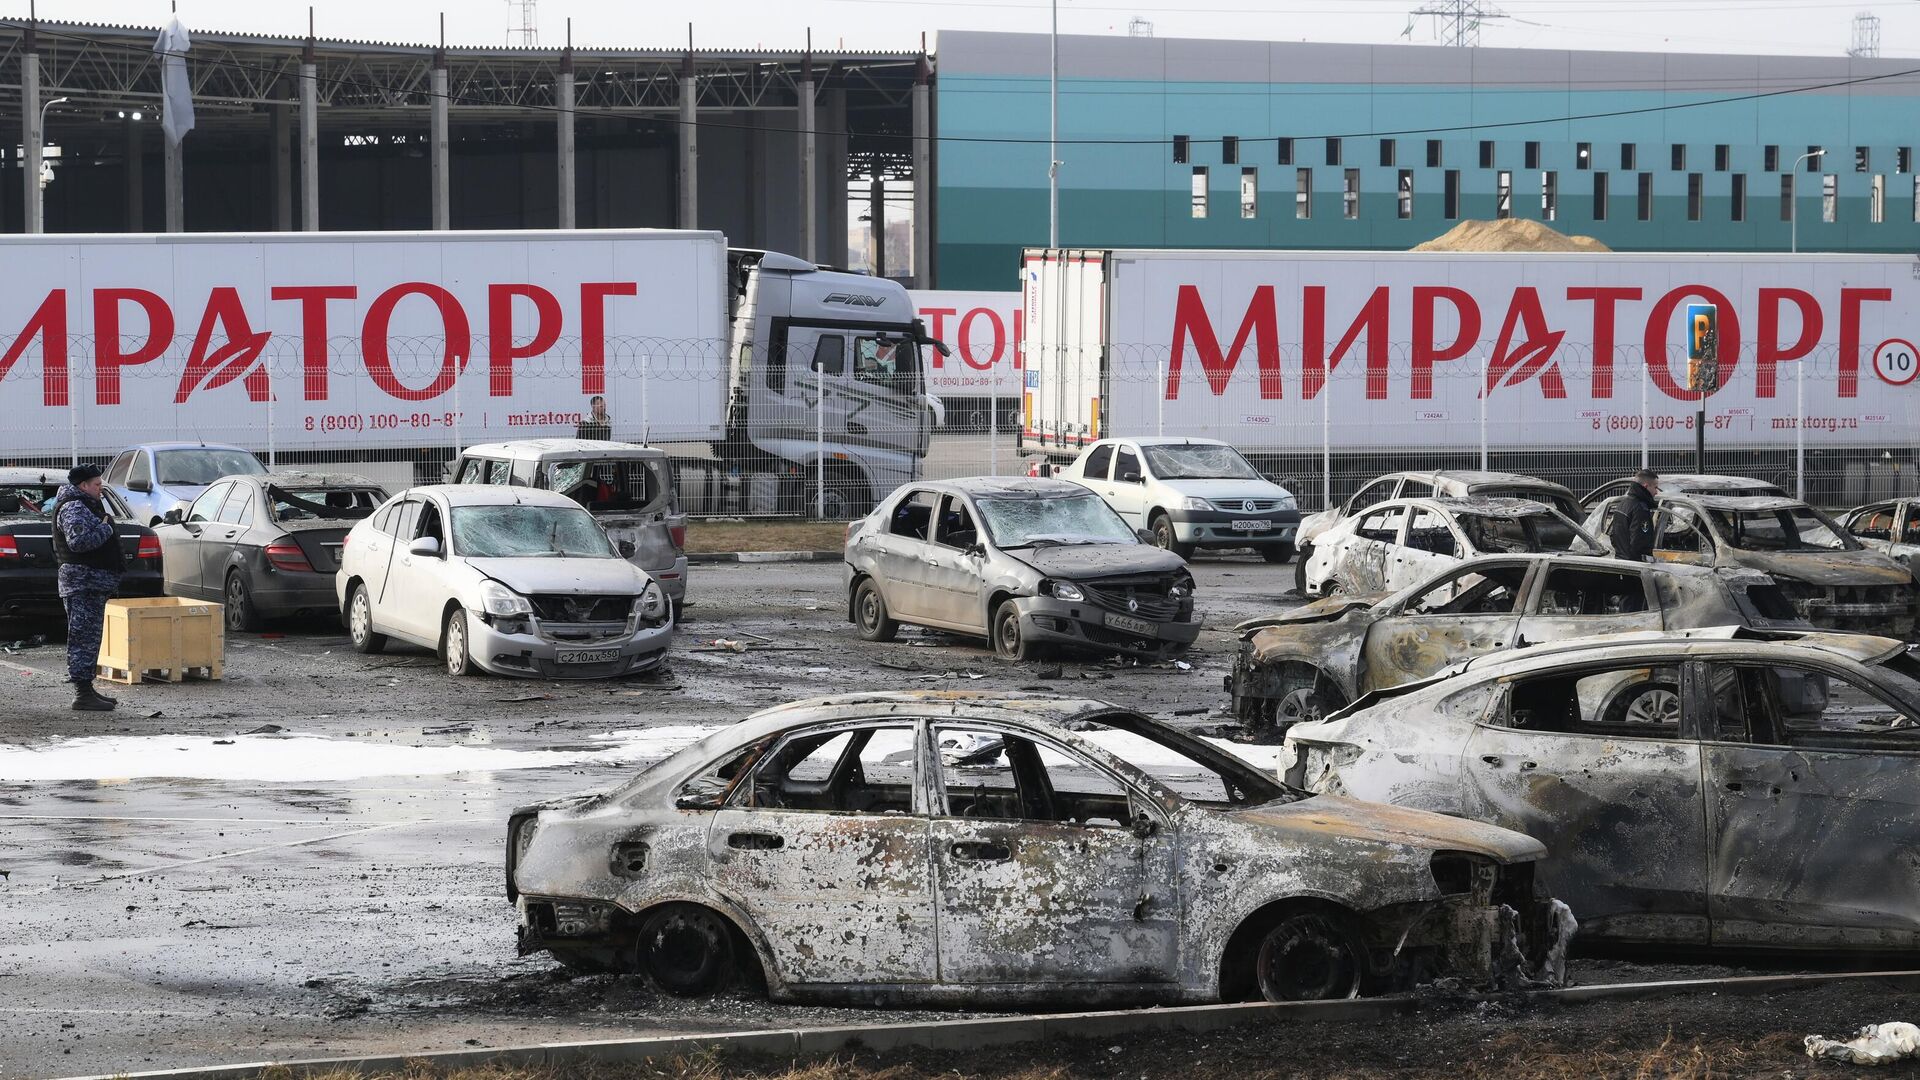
935 32 1920 290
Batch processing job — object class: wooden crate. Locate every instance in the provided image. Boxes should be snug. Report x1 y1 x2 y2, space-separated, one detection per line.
96 597 225 685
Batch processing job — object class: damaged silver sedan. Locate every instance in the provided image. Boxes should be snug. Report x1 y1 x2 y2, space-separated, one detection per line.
1284 629 1920 951
1230 554 1808 732
508 692 1567 1005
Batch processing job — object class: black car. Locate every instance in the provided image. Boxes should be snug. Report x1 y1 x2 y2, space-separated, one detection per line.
0 467 164 621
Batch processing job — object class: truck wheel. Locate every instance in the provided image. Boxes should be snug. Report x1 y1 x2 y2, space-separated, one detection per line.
818 470 872 521
1150 513 1195 560
1294 544 1313 594
1262 543 1296 565
347 583 386 655
993 600 1038 661
854 579 899 642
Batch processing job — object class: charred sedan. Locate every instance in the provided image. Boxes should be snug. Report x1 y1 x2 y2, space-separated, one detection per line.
0 469 163 619
1285 629 1920 952
508 691 1565 1005
845 478 1200 660
1304 496 1603 599
1230 554 1807 731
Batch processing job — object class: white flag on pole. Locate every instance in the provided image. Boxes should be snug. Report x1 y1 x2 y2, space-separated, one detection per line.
154 17 195 145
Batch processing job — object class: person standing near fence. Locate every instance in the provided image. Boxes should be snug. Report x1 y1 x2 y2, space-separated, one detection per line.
577 395 612 441
1604 468 1660 562
53 464 123 712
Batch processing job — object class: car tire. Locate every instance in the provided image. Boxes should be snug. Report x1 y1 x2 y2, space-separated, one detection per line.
224 570 263 633
1255 912 1363 1002
1294 543 1313 595
637 904 735 997
993 599 1038 661
1150 512 1195 560
1275 677 1346 730
347 583 386 655
442 606 481 677
1601 680 1682 726
854 578 899 642
671 598 686 625
1262 543 1296 565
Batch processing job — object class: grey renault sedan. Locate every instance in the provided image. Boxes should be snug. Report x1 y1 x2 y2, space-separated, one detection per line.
845 477 1200 660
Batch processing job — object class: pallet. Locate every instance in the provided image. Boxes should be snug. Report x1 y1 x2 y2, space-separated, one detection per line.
96 661 224 685
96 597 225 686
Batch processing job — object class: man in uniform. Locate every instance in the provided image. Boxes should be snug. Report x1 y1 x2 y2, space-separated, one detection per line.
53 463 123 711
1604 468 1660 562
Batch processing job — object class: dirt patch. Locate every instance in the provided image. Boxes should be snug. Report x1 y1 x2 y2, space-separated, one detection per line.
1413 218 1612 253
686 520 847 554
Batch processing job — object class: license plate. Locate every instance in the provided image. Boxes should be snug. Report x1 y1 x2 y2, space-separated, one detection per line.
556 648 621 665
1230 519 1273 532
1104 612 1157 636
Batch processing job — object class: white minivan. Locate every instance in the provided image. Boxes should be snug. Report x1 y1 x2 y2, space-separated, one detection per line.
1057 437 1300 562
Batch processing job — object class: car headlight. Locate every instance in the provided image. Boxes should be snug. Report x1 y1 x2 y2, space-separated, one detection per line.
636 580 670 626
1181 496 1216 512
480 580 533 617
1049 580 1085 602
1276 494 1297 510
1169 576 1194 600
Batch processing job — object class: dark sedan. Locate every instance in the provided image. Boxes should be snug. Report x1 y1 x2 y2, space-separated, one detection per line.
0 468 163 621
154 472 386 631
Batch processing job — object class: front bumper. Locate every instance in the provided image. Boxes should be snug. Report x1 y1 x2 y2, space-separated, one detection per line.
1012 595 1201 658
469 616 674 679
1170 507 1302 547
1368 862 1571 992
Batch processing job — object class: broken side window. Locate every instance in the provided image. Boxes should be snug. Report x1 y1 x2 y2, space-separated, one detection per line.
1656 509 1708 554
935 495 979 550
891 490 939 541
1403 563 1528 616
1405 508 1459 556
739 725 918 814
1732 664 1920 745
674 742 767 810
1537 566 1649 616
1354 506 1405 543
934 725 1136 826
1503 664 1684 738
549 459 660 513
1849 505 1896 541
1902 504 1920 542
457 459 486 485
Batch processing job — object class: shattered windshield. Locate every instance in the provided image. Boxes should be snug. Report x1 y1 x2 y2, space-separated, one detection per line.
1142 444 1261 481
1710 507 1857 552
271 487 383 522
1459 511 1598 555
449 506 615 559
975 493 1137 548
1074 714 1294 807
548 459 661 513
155 449 265 485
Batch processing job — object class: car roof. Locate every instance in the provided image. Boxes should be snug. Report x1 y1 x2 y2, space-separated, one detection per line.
392 484 584 508
1655 473 1784 492
1453 627 1906 680
250 471 383 488
1430 551 1718 578
0 467 74 485
921 476 1092 499
1372 496 1557 516
1663 493 1807 512
460 438 663 460
128 441 257 453
1107 436 1231 449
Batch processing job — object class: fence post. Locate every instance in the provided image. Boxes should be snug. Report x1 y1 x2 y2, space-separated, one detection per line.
640 346 651 444
1479 349 1489 472
815 359 826 519
1795 355 1806 499
1639 349 1649 468
989 396 999 475
1320 371 1331 511
1156 354 1164 437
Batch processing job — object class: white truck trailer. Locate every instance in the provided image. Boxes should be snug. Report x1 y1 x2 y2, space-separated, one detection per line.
0 230 946 517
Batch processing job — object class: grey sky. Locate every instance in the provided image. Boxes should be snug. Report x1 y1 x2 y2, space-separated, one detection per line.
11 0 1918 57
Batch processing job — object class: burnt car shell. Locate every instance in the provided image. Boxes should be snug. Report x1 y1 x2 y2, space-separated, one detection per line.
0 472 163 620
507 691 1560 1006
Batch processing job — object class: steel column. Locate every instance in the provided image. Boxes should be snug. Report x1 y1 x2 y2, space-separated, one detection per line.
556 66 576 229
798 74 817 263
677 56 698 229
911 55 932 288
124 115 144 231
270 104 291 230
22 51 41 233
300 61 319 231
430 65 449 230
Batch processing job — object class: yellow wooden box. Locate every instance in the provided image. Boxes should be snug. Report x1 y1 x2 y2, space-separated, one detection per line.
96 597 225 685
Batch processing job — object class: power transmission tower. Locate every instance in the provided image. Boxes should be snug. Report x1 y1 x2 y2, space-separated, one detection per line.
1128 16 1154 37
1848 11 1881 57
507 0 538 48
1407 0 1507 47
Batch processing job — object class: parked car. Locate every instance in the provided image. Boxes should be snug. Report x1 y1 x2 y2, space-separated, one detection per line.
845 477 1200 661
1055 437 1300 562
1283 628 1920 952
448 439 689 618
336 485 673 678
1840 499 1920 576
508 690 1564 1004
1295 471 1580 595
0 467 162 620
1582 491 1918 636
1229 554 1807 731
105 442 266 526
1303 497 1602 599
1580 473 1784 509
153 472 387 631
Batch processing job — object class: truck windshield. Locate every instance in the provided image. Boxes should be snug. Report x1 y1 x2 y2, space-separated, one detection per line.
851 335 923 395
450 506 615 559
1142 444 1261 481
548 459 662 513
157 449 265 485
976 493 1136 549
1709 506 1857 552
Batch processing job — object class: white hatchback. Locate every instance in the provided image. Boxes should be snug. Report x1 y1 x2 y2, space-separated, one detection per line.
335 485 673 679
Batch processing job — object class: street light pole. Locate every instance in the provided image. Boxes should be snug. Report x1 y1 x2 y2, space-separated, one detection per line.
1789 148 1824 499
26 94 67 233
1790 148 1825 255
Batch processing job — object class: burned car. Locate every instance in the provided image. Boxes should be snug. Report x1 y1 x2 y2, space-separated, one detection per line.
1304 497 1602 599
1583 492 1918 635
1230 554 1807 731
1841 498 1920 576
1580 472 1784 509
0 468 163 620
1284 629 1920 952
845 477 1200 660
509 691 1565 1004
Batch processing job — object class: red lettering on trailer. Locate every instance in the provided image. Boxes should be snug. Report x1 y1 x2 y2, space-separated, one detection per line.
269 285 358 401
94 289 174 406
1565 286 1640 399
1839 288 1894 398
1303 285 1389 400
1756 288 1821 398
1411 286 1479 399
1643 285 1739 400
0 291 69 406
579 282 637 396
1169 285 1282 399
488 284 563 396
1485 288 1568 399
362 283 470 402
174 287 271 404
958 307 1005 371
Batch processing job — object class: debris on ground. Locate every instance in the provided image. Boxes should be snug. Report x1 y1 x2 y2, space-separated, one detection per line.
490 694 551 704
423 722 478 733
1 634 47 652
915 670 987 681
708 639 747 652
1807 1022 1920 1065
243 724 285 735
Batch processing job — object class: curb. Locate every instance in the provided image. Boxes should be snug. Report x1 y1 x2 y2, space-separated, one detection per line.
687 550 841 564
55 969 1920 1080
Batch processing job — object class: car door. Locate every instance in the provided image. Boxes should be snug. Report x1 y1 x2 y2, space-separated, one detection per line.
1652 505 1716 567
161 481 228 596
870 489 944 622
1106 445 1149 529
1339 505 1405 593
1893 502 1920 575
350 500 406 628
369 496 421 617
920 494 988 630
1697 659 1920 949
1842 502 1896 553
383 497 452 643
1344 477 1403 520
706 722 937 985
1582 479 1635 511
793 331 855 440
1390 505 1462 591
1072 442 1115 498
927 722 1178 986
199 481 257 593
1517 563 1663 645
125 449 158 523
1359 561 1529 691
1462 659 1709 943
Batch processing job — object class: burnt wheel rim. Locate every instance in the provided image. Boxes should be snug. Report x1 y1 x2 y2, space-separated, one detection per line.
1258 916 1358 1002
1624 687 1679 724
642 907 730 992
1277 687 1323 725
1153 521 1174 549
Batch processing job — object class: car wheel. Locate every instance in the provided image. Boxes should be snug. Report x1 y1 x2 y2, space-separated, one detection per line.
637 904 735 997
854 578 899 642
442 607 480 677
1602 680 1681 726
1275 679 1346 729
1294 543 1313 594
1262 543 1296 565
347 583 386 655
1322 578 1347 597
1150 512 1195 560
1256 912 1363 1002
993 599 1038 661
224 570 263 633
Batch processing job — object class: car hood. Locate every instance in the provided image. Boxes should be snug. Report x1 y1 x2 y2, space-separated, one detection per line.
1724 547 1914 586
1008 543 1187 579
470 556 651 595
1232 793 1546 864
1233 593 1382 635
1165 478 1294 502
1298 508 1339 542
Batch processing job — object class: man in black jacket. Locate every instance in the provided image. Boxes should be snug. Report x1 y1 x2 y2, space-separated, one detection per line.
1605 468 1660 562
53 463 123 712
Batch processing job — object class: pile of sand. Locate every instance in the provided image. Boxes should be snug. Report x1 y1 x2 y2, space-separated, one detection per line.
1412 218 1612 253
